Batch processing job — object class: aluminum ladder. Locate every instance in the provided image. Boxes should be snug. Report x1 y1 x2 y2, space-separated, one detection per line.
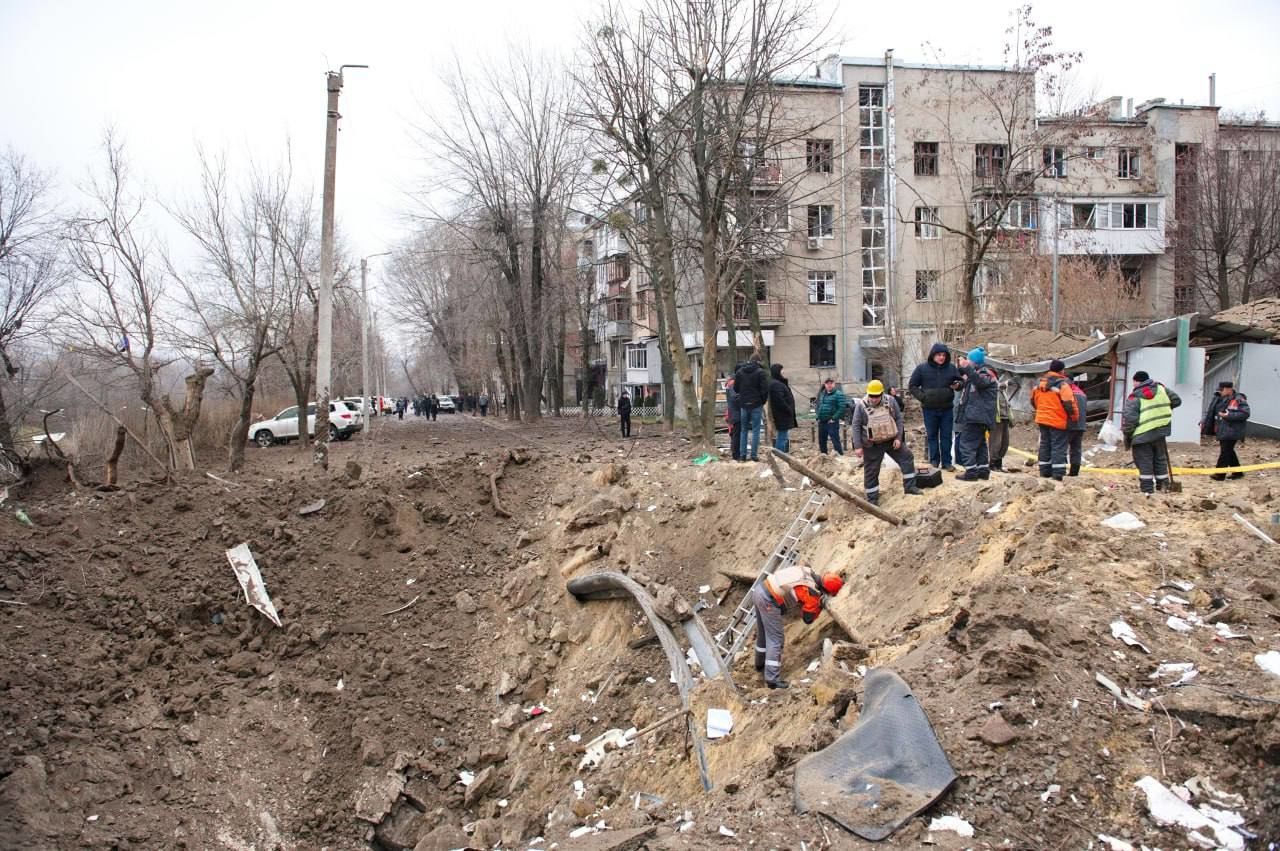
713 490 829 668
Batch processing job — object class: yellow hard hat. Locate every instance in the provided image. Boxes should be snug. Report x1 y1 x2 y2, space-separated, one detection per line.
866 379 885 396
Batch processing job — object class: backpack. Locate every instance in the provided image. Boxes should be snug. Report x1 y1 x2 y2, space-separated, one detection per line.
864 399 898 443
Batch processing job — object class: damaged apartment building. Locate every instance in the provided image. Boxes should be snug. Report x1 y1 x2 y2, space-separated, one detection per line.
578 53 1280 408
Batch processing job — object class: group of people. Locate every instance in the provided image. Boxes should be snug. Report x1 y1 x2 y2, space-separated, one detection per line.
724 353 800 462
404 395 443 420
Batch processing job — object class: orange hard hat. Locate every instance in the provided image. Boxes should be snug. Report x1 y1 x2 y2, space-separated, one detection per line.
821 573 844 595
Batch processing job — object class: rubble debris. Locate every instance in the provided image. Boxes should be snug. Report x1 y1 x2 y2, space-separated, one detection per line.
1101 512 1145 531
1254 650 1280 678
1233 512 1277 545
927 815 974 838
225 543 282 627
1134 775 1244 851
297 499 325 516
1150 662 1198 685
454 591 479 614
706 708 733 739
1094 672 1150 712
977 712 1019 746
353 769 407 824
1096 835 1137 851
578 729 634 770
564 825 657 850
1110 620 1150 654
771 449 903 526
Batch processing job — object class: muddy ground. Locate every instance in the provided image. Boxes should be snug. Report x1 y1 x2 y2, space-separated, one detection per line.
1 411 1279 850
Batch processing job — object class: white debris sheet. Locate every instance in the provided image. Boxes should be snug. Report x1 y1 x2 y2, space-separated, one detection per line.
1101 511 1146 531
225 543 282 627
1134 775 1244 851
706 708 733 739
1110 620 1150 654
927 815 974 837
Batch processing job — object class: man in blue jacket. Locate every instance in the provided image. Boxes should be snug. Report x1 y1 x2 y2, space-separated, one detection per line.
908 342 962 471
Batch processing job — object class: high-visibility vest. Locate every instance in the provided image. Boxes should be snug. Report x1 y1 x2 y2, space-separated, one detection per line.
764 565 819 608
1133 384 1173 437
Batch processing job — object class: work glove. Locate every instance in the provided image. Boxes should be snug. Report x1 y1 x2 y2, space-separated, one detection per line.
802 612 817 625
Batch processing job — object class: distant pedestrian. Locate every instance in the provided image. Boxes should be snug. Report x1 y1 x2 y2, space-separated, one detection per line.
733 353 769 462
395 397 406 420
479 392 490 417
851 380 923 505
1066 377 1089 476
767 363 797 453
429 394 439 421
815 377 846 455
725 377 742 461
1122 370 1180 494
954 348 999 481
1202 381 1250 480
618 391 632 438
1031 359 1078 481
908 342 961 471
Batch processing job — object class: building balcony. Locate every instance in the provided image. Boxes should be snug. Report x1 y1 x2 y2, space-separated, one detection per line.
1045 227 1165 256
750 161 782 186
605 319 633 339
728 299 785 326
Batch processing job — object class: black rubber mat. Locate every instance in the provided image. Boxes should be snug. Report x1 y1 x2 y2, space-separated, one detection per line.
793 668 957 840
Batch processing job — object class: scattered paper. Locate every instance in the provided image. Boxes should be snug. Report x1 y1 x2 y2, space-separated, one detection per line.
569 825 594 839
578 728 633 770
1095 672 1150 711
1150 662 1199 685
1134 776 1244 851
1255 650 1280 678
1215 623 1248 640
1102 512 1146 531
698 585 711 594
1040 784 1060 803
718 826 736 837
927 815 975 838
459 770 475 786
985 501 1004 515
1110 620 1151 654
1096 835 1136 851
1160 594 1192 607
707 708 733 739
1167 616 1194 633
225 543 282 627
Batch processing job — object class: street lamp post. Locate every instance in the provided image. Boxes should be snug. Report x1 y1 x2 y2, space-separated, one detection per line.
313 63 366 470
360 252 391 442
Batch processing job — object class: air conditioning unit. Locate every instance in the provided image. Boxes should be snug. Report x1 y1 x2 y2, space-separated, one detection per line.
806 236 821 250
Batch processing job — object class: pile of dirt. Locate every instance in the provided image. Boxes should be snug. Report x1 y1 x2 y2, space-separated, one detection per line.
2 415 1279 850
1213 297 1280 336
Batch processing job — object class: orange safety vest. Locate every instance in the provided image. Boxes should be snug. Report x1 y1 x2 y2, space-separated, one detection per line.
764 565 824 618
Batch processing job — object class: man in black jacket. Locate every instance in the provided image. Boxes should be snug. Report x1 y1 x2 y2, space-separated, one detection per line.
1202 381 1251 480
768 363 797 452
733 353 769 462
618 391 632 438
908 342 962 471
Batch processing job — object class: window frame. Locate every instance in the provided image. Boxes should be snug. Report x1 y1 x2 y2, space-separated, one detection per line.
805 138 834 173
914 141 939 176
1042 146 1066 178
974 143 1007 180
808 334 837 369
914 206 941 239
1118 147 1141 179
915 269 939 302
625 344 648 372
807 270 837 305
806 204 835 239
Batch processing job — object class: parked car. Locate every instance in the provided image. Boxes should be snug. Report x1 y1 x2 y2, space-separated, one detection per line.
249 401 363 448
437 395 456 413
339 396 374 421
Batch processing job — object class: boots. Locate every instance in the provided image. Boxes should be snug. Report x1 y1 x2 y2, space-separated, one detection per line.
767 680 790 690
1068 464 1080 477
904 484 924 496
865 493 879 506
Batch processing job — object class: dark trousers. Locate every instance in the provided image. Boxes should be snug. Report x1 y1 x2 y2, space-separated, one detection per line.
1068 430 1084 474
431 409 437 421
1217 439 1241 474
989 421 1010 469
863 441 917 498
620 413 631 437
818 420 843 455
958 423 989 477
1037 425 1069 479
922 407 953 468
1133 439 1171 493
729 420 741 460
480 404 488 417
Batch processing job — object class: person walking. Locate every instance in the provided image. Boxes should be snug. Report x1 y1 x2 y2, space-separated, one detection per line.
815 377 846 455
395 397 406 420
908 342 962 471
1202 381 1250 480
618 390 632 438
1122 370 1181 494
954 348 999 481
1030 359 1078 481
733 353 769 462
768 363 797 453
752 564 843 690
725 377 742 461
429 394 439 421
1066 377 1089 476
851 379 924 505
479 391 490 417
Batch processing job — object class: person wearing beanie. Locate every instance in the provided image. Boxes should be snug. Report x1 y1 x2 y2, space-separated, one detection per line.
907 342 962 471
1122 370 1182 493
1030 358 1078 481
1066 375 1090 476
1201 380 1250 480
953 347 1000 481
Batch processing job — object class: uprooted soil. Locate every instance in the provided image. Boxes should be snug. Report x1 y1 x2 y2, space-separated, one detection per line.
2 413 1279 850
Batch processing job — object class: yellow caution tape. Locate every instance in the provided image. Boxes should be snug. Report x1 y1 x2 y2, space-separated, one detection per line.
1004 445 1280 476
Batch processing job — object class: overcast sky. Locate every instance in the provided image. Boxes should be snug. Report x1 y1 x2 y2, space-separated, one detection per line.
3 0 1278 273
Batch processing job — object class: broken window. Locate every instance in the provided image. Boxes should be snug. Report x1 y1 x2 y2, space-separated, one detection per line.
1071 203 1097 229
914 206 941 239
809 334 836 369
974 144 1007 180
914 141 939 176
807 204 834 239
861 266 886 327
1086 146 1105 160
751 191 788 231
915 270 939 301
858 86 886 167
1120 263 1142 298
1118 147 1140 179
807 270 836 304
806 139 834 173
1043 146 1066 178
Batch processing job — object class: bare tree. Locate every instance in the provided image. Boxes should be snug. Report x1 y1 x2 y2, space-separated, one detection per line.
1178 127 1280 310
0 149 65 447
63 134 214 471
170 152 300 470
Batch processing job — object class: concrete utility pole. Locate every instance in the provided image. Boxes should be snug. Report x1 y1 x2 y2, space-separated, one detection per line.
1051 190 1061 334
314 64 366 470
360 252 391 442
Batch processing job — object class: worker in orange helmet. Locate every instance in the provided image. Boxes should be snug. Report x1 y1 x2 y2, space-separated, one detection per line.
752 565 844 690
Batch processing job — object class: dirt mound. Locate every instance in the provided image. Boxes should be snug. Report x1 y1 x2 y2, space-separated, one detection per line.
2 416 1279 849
